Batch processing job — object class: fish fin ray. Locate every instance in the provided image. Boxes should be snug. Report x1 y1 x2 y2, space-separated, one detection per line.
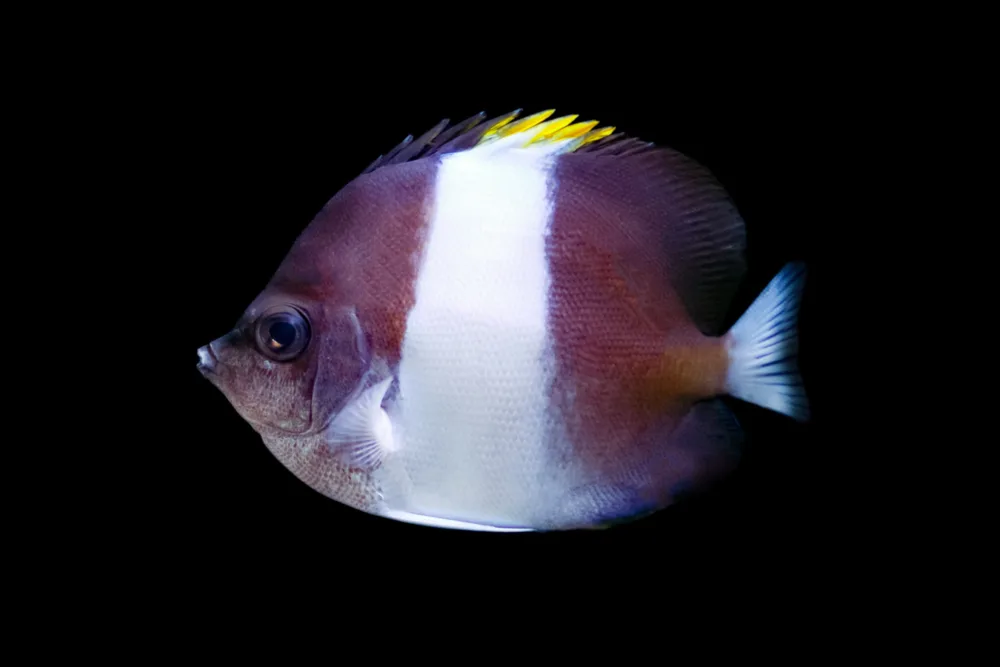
360 111 517 174
725 262 809 421
323 377 397 468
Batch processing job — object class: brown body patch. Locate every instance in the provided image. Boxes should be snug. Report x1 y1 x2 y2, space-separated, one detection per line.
546 150 745 516
268 159 436 367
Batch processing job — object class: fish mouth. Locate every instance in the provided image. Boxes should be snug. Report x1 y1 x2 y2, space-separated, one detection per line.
196 344 219 376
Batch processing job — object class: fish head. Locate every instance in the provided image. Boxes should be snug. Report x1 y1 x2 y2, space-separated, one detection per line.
195 159 435 514
198 290 370 432
196 278 386 510
196 280 378 505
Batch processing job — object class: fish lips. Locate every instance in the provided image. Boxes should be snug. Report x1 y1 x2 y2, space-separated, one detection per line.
195 343 222 379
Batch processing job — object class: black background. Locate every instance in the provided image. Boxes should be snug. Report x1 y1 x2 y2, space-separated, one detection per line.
128 49 860 589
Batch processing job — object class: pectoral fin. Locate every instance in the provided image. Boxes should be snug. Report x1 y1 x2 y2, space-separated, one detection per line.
323 377 397 469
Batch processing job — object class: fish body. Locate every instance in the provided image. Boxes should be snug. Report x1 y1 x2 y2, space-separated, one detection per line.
196 110 809 532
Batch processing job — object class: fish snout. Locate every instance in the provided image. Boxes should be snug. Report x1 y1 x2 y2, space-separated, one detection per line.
196 344 219 376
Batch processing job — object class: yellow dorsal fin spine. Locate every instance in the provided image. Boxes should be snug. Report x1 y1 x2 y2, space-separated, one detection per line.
525 115 579 145
496 109 556 138
474 110 627 153
550 120 600 141
479 110 523 140
579 125 616 146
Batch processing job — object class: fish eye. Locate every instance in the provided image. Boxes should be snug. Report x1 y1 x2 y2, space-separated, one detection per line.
254 307 310 361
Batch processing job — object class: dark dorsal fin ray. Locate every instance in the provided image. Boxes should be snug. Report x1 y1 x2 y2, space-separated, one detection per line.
360 117 454 175
427 111 487 151
583 136 658 157
361 135 409 174
392 118 450 164
430 109 522 155
360 110 521 176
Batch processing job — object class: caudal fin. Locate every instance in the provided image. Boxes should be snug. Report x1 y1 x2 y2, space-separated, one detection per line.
725 262 809 422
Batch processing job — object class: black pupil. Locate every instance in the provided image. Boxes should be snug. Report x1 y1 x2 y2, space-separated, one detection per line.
269 320 297 348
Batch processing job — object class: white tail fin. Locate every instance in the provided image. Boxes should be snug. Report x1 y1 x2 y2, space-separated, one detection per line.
725 262 809 421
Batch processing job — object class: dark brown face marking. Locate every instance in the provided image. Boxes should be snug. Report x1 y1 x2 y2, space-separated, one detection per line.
201 157 438 514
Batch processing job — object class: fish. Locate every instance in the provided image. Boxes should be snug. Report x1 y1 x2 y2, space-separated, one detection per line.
195 108 809 533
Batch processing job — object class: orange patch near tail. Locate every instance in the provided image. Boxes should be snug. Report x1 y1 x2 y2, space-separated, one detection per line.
635 335 731 412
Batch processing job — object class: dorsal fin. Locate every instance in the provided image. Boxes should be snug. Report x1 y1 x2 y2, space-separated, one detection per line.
556 145 747 335
359 108 656 175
